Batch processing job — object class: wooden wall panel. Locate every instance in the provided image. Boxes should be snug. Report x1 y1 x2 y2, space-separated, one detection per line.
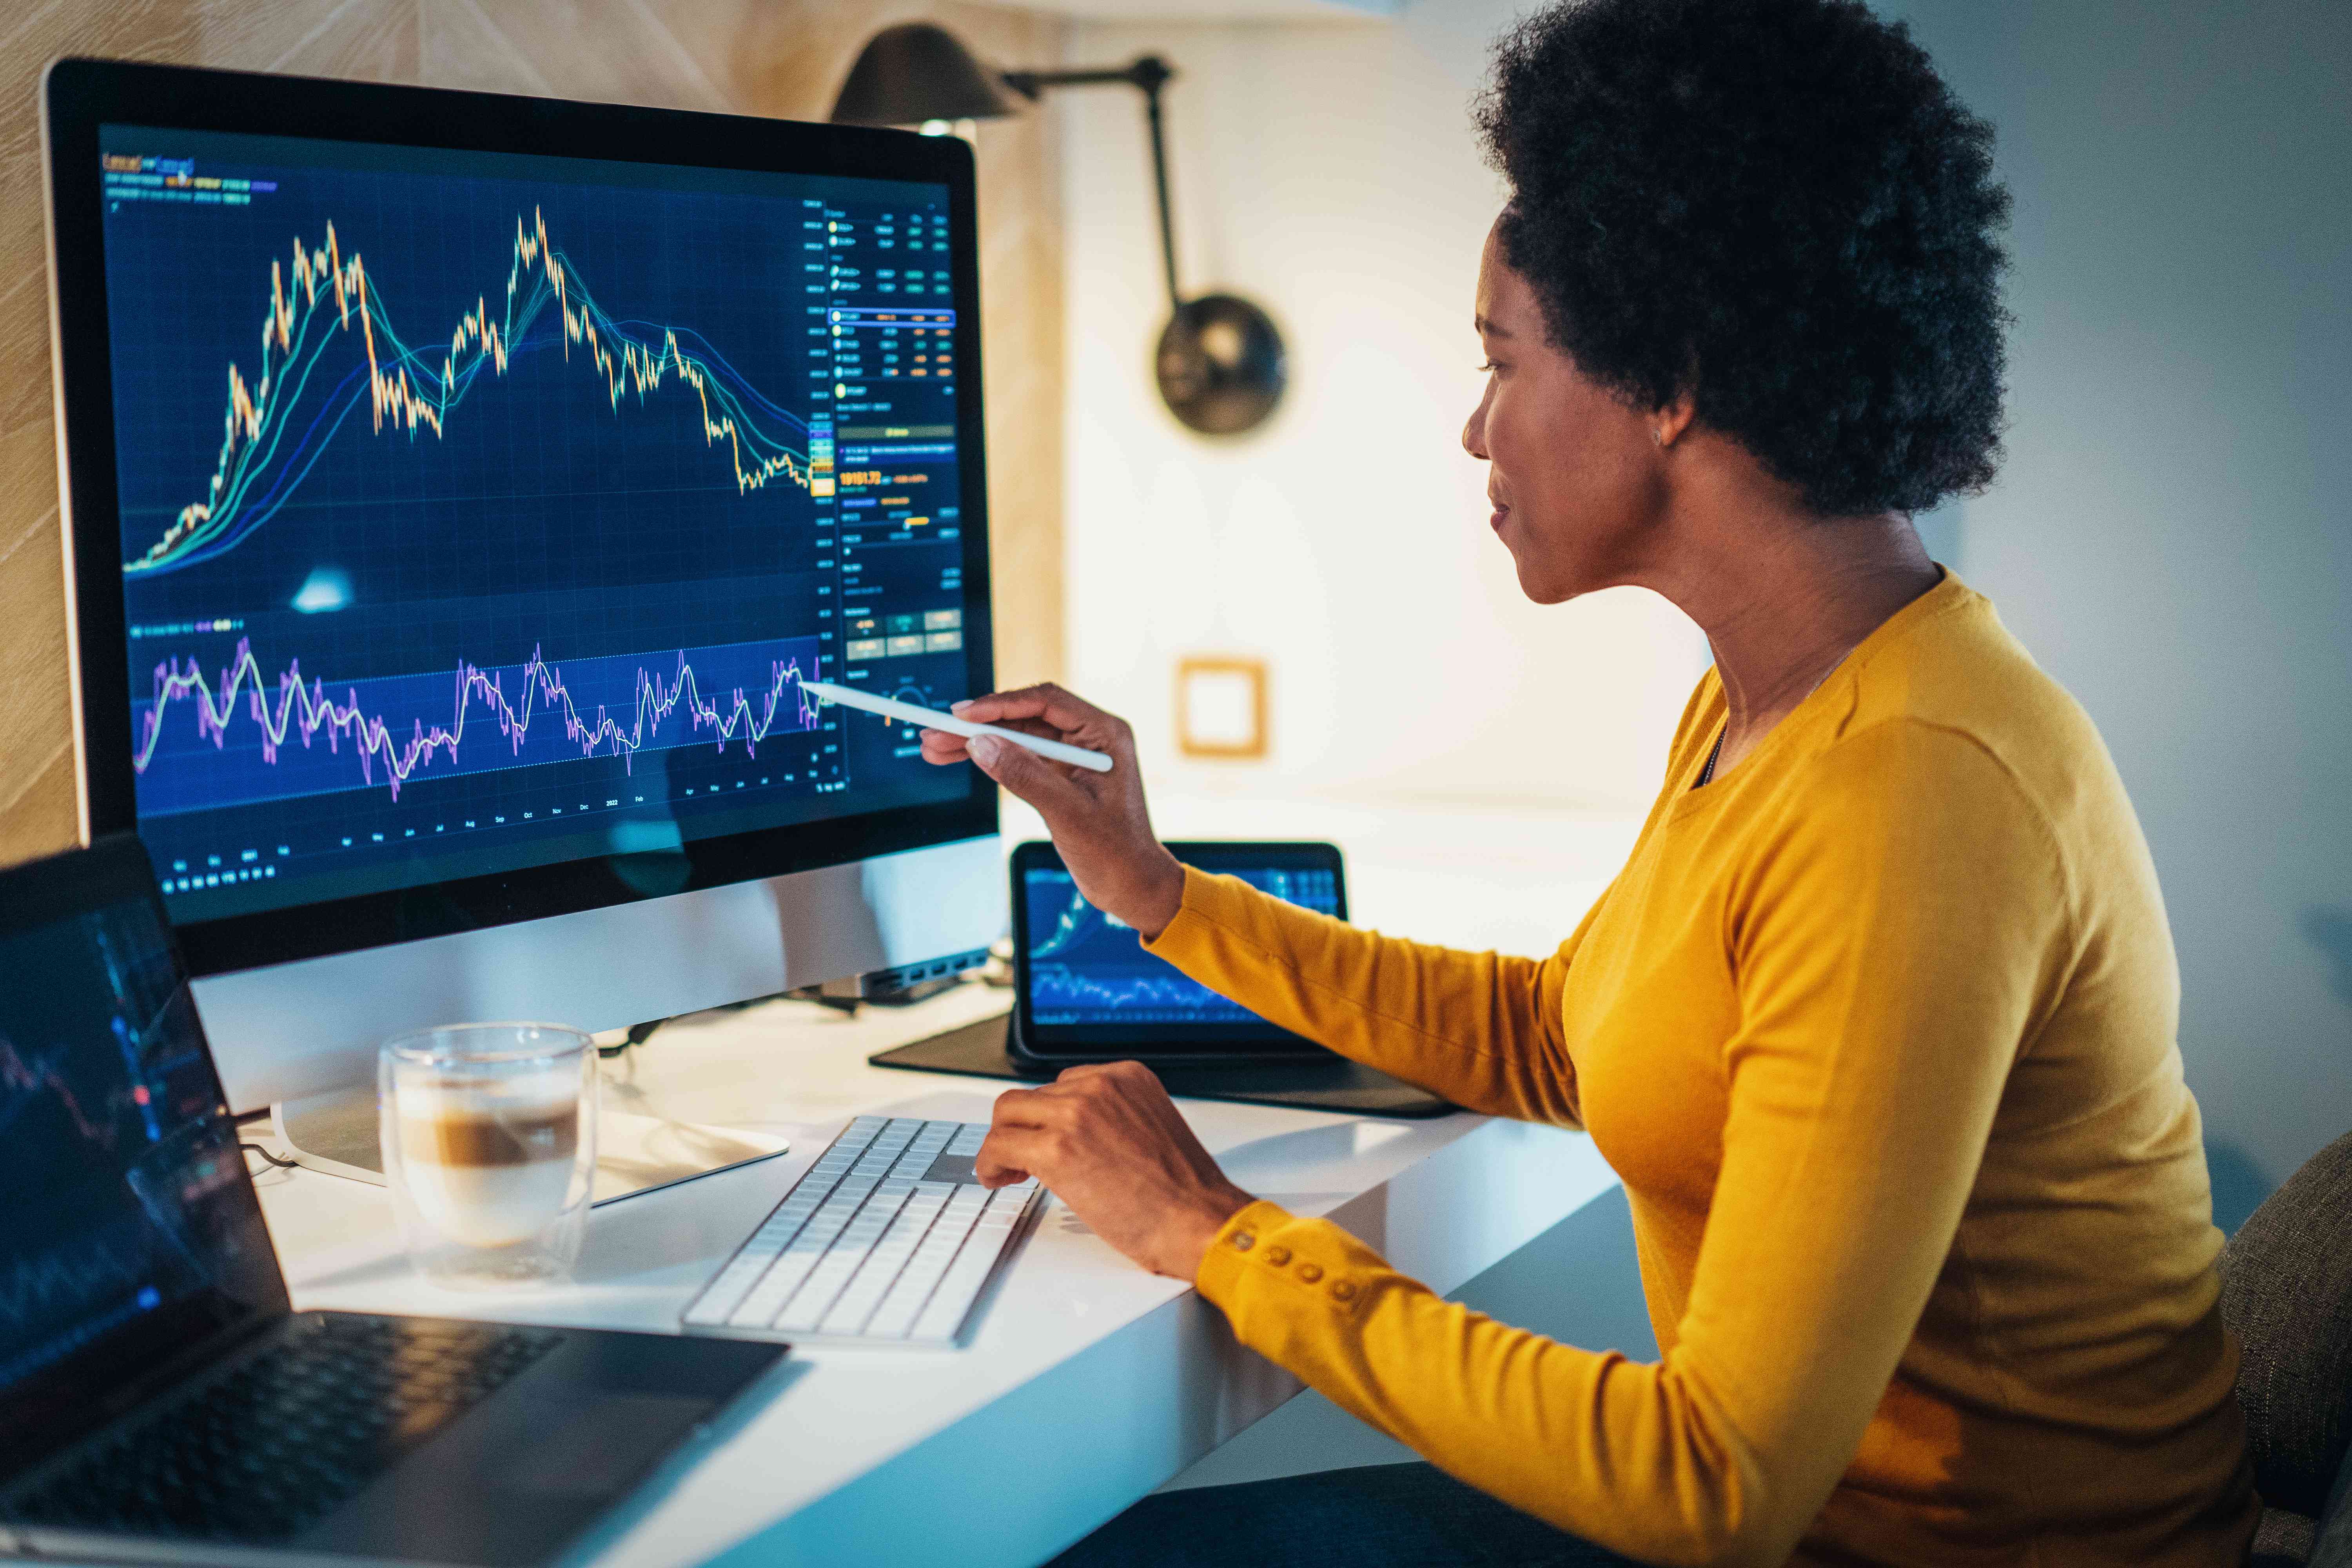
0 0 1066 866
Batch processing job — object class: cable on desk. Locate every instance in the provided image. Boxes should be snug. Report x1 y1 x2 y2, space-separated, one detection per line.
598 1019 665 1059
600 989 812 1056
241 1141 299 1171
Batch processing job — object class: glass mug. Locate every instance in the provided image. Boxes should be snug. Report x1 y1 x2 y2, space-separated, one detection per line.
378 1023 597 1289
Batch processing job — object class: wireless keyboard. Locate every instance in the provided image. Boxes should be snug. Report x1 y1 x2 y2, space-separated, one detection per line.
681 1116 1041 1346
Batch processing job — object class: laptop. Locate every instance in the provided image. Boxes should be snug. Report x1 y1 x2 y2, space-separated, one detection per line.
0 836 785 1568
1009 840 1350 1066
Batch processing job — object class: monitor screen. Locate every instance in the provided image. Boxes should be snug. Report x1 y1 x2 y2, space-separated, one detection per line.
1012 843 1344 1054
91 123 976 929
0 844 285 1477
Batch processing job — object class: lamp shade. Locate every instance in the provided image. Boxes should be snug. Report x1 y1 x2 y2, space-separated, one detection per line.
1156 294 1287 436
830 24 1020 126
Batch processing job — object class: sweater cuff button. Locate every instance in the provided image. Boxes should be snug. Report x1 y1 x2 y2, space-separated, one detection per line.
1231 1232 1256 1252
1296 1263 1323 1283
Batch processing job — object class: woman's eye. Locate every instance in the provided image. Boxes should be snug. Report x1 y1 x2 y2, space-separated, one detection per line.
1477 359 1501 374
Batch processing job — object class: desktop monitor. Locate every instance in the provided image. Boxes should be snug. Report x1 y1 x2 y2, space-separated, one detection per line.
40 59 1005 1117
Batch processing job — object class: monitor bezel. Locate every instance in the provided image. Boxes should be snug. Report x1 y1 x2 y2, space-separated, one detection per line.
1009 839 1347 1060
41 57 998 979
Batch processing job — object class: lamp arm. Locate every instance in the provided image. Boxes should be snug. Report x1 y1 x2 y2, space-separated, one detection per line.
1000 66 1148 94
1002 56 1182 310
1139 74 1180 309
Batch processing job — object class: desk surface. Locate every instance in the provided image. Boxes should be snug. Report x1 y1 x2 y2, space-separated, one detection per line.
252 983 1620 1568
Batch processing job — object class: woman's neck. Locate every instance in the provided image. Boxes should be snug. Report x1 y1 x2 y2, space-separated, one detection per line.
1655 496 1941 776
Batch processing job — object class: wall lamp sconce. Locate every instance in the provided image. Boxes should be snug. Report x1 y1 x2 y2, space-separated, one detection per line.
832 23 1288 438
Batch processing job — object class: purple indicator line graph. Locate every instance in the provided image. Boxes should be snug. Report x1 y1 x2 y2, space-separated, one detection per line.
131 633 823 817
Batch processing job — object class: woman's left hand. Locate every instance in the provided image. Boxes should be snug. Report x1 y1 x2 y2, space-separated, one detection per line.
975 1060 1256 1279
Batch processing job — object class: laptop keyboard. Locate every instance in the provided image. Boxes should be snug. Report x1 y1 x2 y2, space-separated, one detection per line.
681 1116 1042 1345
7 1315 560 1542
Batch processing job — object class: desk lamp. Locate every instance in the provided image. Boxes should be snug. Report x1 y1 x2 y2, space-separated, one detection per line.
832 22 1288 437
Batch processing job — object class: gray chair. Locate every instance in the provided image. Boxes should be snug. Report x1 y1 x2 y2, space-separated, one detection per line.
2220 1127 2352 1566
2315 1452 2352 1568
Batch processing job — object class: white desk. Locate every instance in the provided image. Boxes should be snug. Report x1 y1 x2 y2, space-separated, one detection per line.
252 983 1621 1568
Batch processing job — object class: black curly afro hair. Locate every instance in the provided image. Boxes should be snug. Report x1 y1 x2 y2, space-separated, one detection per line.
1475 0 2011 518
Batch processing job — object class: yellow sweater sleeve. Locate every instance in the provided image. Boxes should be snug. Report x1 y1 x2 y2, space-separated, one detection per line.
1140 864 1604 1125
1174 722 2072 1568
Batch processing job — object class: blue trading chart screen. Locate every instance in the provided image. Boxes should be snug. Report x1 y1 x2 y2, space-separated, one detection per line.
1022 866 1341 1028
98 127 972 920
0 897 276 1400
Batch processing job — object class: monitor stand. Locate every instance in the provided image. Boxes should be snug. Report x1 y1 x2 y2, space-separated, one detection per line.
274 1087 389 1184
272 1086 793 1205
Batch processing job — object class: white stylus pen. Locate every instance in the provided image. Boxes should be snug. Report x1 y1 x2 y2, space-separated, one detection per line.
800 680 1114 773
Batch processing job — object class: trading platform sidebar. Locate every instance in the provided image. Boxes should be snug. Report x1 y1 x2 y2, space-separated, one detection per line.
825 206 970 782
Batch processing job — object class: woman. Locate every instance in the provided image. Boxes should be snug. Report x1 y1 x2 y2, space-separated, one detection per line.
924 1 2256 1563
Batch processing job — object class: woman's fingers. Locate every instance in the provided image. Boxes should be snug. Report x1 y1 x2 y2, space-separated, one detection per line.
990 715 1074 743
987 1083 1059 1128
977 1086 1068 1186
971 1129 1037 1188
921 726 1096 791
951 685 1065 724
965 731 1093 819
974 1066 1255 1277
921 692 1111 774
926 681 1173 935
956 682 1116 741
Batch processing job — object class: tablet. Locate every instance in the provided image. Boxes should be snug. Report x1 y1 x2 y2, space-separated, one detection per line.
1009 840 1345 1063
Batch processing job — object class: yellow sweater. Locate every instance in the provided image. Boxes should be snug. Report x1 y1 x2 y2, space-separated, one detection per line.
1158 574 2256 1567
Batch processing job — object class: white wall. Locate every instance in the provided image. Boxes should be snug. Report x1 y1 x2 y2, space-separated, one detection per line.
1877 0 2352 1210
1054 7 1707 817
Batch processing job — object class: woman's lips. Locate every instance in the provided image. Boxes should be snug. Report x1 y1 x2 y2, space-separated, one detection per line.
1490 505 1510 534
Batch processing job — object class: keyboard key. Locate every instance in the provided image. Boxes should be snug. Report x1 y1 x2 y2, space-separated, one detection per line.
775 1187 913 1331
819 1187 953 1335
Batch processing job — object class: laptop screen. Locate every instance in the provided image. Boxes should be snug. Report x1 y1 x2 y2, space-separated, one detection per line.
0 839 286 1479
1013 842 1345 1056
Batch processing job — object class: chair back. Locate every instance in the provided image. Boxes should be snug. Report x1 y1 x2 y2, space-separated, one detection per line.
2222 1127 2352 1522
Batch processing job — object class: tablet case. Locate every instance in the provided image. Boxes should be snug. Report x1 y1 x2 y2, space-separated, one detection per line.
869 1012 1455 1119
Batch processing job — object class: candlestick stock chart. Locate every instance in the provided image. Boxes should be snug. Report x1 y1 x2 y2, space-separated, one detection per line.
129 207 817 579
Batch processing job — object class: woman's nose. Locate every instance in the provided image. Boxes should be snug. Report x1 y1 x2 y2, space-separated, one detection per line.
1462 392 1491 461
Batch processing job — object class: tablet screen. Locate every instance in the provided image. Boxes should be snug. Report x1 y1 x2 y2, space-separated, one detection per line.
1013 842 1343 1057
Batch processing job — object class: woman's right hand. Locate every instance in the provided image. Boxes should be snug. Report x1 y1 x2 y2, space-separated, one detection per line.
919 683 1187 940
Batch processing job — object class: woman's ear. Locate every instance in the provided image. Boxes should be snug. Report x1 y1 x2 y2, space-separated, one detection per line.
1653 392 1698 449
